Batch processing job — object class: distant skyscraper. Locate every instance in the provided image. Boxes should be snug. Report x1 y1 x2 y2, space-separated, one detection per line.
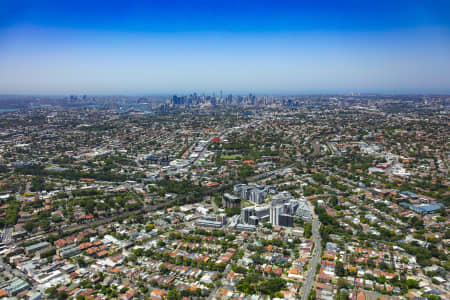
226 94 233 105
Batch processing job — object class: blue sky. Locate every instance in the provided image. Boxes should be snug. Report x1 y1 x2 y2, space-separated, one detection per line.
1 0 450 95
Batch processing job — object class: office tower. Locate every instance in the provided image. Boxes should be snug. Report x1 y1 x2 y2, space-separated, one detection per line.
241 207 255 224
271 191 291 206
249 188 265 204
222 193 241 209
270 204 282 226
248 216 259 226
279 214 294 227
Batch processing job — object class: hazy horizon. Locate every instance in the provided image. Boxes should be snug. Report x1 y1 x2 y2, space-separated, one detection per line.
1 0 450 95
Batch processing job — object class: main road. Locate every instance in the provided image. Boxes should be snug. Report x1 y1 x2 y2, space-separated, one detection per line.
300 217 322 300
192 127 234 166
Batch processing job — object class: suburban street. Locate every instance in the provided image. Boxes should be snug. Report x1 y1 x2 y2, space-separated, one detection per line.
301 217 322 300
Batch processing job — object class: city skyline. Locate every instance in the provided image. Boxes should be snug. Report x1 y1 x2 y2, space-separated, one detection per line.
1 0 450 94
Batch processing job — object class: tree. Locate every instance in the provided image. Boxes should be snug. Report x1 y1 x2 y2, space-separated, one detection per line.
337 290 350 300
30 176 45 192
307 288 316 300
160 265 170 274
4 200 20 225
46 287 58 298
236 281 256 295
422 293 442 300
57 290 68 300
304 223 312 238
337 278 348 289
231 265 248 274
40 219 51 231
335 261 345 277
239 164 254 178
146 223 155 232
24 221 35 233
406 279 420 289
400 257 409 264
313 172 327 184
76 256 86 267
167 289 180 300
225 207 241 216
258 277 286 295
263 222 273 230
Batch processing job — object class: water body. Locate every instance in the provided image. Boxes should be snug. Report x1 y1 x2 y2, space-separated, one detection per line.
0 108 20 113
